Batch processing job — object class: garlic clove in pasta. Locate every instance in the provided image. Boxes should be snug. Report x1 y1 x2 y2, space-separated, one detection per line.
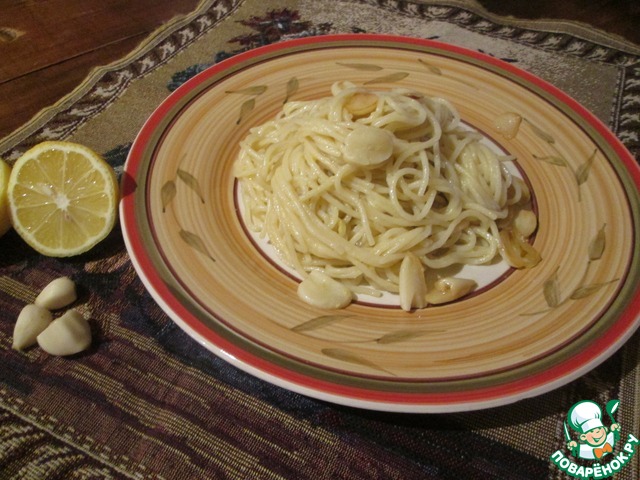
344 92 378 118
513 209 538 238
494 112 522 139
36 309 92 356
399 253 428 311
297 270 353 309
12 304 53 350
499 228 542 269
425 277 477 305
35 276 77 310
344 125 394 167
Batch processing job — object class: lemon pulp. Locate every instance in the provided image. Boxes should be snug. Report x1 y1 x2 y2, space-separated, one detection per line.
8 141 118 257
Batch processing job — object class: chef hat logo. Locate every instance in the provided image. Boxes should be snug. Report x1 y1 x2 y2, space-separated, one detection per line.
568 400 604 434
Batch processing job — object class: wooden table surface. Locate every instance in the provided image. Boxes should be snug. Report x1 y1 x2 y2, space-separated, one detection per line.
1 0 639 141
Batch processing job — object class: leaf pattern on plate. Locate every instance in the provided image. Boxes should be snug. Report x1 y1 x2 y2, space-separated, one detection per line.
417 58 442 75
417 58 478 89
284 77 299 104
225 85 268 95
322 348 393 375
532 154 568 167
177 169 205 204
364 72 409 85
588 223 606 261
528 118 599 201
575 150 597 185
570 280 619 300
162 162 205 212
522 224 618 315
236 98 256 125
225 84 269 124
179 229 215 261
160 161 214 262
293 316 442 348
375 329 436 345
524 118 555 144
543 267 561 308
574 149 598 200
336 62 384 71
161 180 177 213
292 314 353 333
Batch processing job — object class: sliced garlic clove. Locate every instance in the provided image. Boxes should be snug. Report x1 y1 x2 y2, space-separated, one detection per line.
12 304 53 350
344 125 394 167
35 276 77 310
399 253 428 311
297 270 353 309
425 277 477 305
36 309 92 356
494 112 522 139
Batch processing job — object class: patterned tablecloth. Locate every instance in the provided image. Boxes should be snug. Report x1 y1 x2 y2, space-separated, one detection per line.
1 1 639 478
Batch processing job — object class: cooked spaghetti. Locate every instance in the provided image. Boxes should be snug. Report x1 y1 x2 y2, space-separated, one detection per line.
234 82 538 307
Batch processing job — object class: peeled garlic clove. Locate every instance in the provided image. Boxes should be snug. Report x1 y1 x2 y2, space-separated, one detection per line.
513 209 538 238
35 276 77 310
499 228 542 269
425 277 477 305
494 112 522 139
37 309 91 356
344 92 378 117
12 304 53 350
344 125 394 167
399 253 428 311
297 270 353 309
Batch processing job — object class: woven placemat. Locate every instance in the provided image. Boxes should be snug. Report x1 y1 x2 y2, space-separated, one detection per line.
1 1 638 478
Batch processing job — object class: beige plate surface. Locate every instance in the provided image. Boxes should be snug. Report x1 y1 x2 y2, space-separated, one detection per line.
121 34 640 412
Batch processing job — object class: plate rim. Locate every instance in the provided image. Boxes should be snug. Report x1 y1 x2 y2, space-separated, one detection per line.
120 33 640 412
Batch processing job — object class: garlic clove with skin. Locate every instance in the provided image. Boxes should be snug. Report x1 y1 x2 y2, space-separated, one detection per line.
36 309 92 356
35 276 77 310
12 304 53 350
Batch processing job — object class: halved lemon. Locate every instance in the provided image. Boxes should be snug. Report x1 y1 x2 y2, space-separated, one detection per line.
0 158 11 237
7 141 119 257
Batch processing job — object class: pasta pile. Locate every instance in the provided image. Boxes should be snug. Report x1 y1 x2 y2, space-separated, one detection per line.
234 82 539 309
